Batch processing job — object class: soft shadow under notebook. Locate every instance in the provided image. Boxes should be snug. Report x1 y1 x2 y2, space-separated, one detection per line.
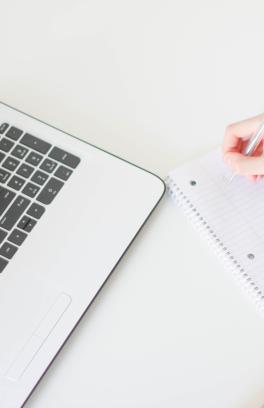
166 148 264 312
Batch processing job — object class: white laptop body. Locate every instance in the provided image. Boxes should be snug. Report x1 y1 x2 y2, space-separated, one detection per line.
0 102 165 407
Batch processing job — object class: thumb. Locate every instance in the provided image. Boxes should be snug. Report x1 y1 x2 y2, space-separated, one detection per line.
224 152 264 176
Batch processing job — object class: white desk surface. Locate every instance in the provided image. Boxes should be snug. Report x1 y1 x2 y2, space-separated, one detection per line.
2 1 264 407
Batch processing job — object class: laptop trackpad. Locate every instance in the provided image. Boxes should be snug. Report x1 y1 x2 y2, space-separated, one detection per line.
5 292 71 381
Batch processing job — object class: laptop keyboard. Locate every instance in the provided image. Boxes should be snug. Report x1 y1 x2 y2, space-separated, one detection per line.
0 123 81 273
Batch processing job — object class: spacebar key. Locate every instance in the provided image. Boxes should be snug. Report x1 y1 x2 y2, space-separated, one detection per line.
0 196 31 231
0 187 16 216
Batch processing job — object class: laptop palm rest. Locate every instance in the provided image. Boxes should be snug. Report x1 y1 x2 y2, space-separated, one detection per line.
5 293 71 382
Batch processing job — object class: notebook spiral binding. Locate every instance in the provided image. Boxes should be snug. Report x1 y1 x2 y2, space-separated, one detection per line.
165 175 264 312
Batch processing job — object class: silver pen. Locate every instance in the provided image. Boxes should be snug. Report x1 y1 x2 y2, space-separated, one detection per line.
229 121 264 182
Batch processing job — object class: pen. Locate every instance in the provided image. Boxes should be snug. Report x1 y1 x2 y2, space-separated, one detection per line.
229 121 264 182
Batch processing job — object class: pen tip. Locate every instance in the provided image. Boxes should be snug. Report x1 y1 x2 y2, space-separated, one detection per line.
229 173 236 183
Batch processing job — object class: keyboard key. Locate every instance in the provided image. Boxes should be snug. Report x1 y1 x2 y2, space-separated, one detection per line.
11 144 28 159
0 257 8 273
0 169 10 183
40 158 57 173
37 177 64 205
48 147 80 169
0 187 16 216
0 196 30 230
0 138 14 152
16 163 34 178
22 182 40 198
0 152 5 163
54 165 72 181
5 126 23 141
0 123 9 134
0 228 8 244
2 157 20 171
8 228 27 246
17 215 36 232
8 175 25 190
20 133 51 154
26 151 43 166
27 203 45 219
31 170 48 186
0 242 17 259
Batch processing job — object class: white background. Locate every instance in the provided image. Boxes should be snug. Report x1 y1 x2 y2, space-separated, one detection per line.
1 1 264 407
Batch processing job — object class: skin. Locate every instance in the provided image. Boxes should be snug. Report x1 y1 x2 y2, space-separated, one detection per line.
223 113 264 181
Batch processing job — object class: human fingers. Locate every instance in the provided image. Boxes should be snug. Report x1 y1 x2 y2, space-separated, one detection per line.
224 151 264 176
223 113 264 155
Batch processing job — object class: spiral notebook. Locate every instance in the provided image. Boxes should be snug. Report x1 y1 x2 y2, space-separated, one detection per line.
166 148 264 312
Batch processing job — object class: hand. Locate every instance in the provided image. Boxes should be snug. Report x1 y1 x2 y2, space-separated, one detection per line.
223 113 264 181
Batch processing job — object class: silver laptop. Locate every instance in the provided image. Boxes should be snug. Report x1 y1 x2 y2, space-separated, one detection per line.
0 102 165 407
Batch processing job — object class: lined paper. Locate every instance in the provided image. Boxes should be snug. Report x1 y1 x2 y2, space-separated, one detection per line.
168 149 264 294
